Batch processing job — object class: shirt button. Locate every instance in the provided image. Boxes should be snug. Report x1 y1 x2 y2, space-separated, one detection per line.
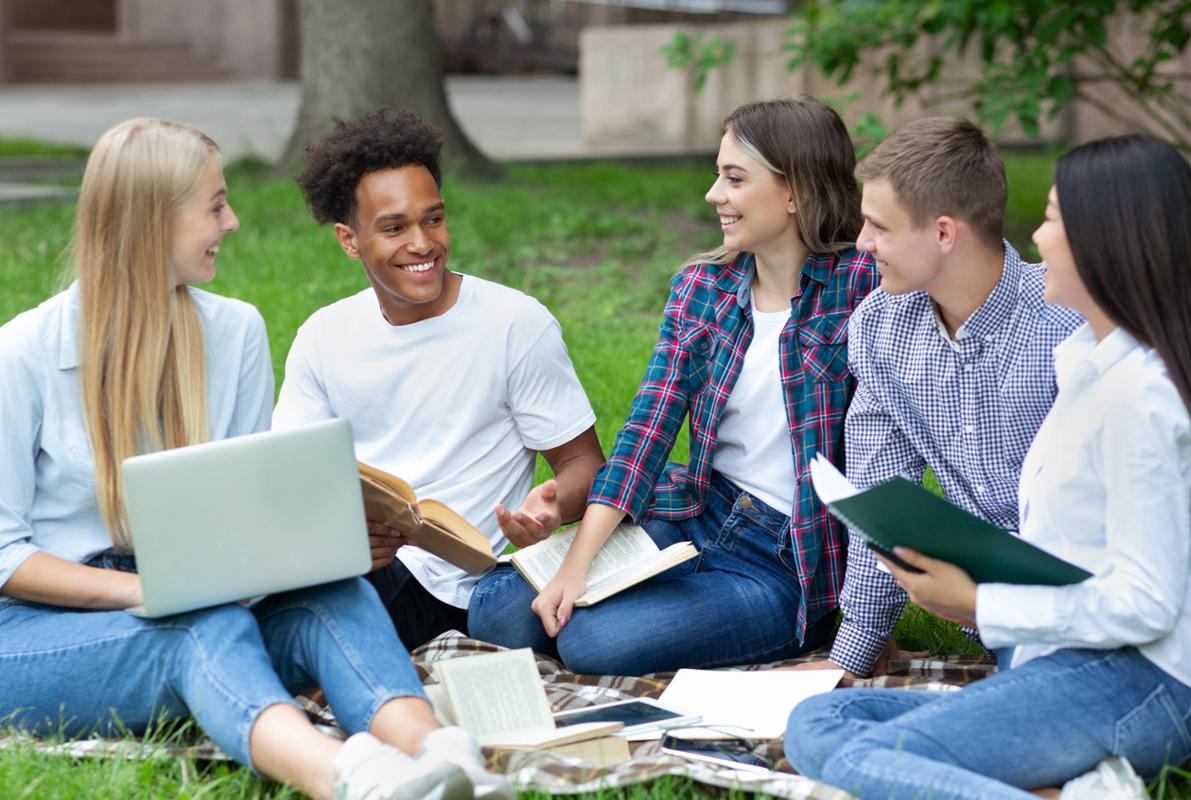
985 334 994 342
963 363 974 372
964 424 975 433
976 485 986 493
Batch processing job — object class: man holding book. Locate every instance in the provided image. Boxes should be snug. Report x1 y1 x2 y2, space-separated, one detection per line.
273 109 604 650
802 118 1082 678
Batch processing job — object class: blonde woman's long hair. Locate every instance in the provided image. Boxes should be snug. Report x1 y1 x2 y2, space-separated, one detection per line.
74 118 218 547
681 96 862 272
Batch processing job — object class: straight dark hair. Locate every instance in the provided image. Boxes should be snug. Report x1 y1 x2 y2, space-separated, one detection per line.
1056 134 1191 411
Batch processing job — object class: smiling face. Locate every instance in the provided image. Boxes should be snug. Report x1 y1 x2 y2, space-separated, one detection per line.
334 165 454 325
704 131 797 255
168 157 238 287
856 178 947 295
1033 187 1094 312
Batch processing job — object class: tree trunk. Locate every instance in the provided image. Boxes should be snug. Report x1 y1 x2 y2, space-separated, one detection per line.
278 0 494 176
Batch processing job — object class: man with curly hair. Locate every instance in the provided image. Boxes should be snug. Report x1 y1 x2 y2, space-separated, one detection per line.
274 108 604 650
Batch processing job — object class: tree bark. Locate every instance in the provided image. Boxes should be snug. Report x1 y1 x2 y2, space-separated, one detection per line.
278 0 494 176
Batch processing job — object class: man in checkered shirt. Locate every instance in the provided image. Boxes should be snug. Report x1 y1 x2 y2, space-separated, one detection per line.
809 118 1082 677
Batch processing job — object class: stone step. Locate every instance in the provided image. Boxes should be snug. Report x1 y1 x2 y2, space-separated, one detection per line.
7 31 233 83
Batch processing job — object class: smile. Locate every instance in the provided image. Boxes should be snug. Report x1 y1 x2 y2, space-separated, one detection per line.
204 243 220 258
719 215 741 228
399 260 434 273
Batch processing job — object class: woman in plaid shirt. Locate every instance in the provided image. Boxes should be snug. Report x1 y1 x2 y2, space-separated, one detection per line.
469 97 878 675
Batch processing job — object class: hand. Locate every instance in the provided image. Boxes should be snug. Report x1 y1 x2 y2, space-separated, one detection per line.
785 659 860 680
531 566 587 638
366 520 411 572
495 479 563 548
877 547 978 627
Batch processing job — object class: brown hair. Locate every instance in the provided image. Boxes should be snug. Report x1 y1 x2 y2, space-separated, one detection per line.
681 95 861 270
856 117 1006 249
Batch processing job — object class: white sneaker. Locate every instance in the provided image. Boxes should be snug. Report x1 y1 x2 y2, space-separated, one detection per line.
334 732 473 800
1059 756 1149 799
419 726 515 800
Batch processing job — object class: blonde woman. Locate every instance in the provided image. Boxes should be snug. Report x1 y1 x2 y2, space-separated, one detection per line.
0 119 507 800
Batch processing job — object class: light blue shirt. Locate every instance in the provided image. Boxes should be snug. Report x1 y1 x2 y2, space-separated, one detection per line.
0 283 273 591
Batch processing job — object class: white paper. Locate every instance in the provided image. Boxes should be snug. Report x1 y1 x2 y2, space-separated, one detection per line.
651 668 844 740
808 453 859 504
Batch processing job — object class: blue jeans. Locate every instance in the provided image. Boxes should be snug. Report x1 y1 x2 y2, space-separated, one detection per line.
0 553 427 768
786 647 1191 799
468 472 833 675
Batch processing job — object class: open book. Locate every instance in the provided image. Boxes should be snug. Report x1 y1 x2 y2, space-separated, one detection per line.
357 462 496 574
808 454 1090 586
511 523 698 607
431 649 621 749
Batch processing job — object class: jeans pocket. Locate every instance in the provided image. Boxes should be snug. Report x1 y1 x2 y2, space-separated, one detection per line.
1114 684 1191 777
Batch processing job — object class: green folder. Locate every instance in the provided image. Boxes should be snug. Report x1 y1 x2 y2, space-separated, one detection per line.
826 476 1091 586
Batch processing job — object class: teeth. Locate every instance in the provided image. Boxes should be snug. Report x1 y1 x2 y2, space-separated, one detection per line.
401 261 434 273
205 244 220 255
719 215 741 225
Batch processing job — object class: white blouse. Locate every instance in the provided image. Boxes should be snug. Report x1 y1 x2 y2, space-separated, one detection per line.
976 323 1191 686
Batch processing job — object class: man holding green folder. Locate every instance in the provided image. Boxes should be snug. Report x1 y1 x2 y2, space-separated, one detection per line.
806 118 1082 678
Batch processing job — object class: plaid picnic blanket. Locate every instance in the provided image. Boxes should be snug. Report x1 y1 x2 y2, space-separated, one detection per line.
0 632 996 798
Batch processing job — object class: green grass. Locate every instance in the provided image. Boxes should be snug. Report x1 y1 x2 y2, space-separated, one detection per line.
0 137 90 159
1 153 1187 798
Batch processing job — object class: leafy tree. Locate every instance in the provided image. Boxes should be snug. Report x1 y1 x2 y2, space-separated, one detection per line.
785 0 1191 151
667 0 1190 151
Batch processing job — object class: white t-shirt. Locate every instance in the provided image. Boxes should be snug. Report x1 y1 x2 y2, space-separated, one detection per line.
711 300 795 514
273 274 596 607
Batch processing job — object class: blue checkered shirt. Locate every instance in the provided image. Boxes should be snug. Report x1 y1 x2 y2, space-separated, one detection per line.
829 245 1084 676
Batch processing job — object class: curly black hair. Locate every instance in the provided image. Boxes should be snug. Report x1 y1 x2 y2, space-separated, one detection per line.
295 108 444 226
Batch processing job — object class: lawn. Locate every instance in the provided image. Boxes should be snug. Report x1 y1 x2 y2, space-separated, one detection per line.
1 150 1187 798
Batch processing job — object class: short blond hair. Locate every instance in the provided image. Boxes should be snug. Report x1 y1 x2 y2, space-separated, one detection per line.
856 117 1006 248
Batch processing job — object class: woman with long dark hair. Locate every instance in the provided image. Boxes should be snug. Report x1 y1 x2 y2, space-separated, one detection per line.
469 96 878 675
786 134 1191 798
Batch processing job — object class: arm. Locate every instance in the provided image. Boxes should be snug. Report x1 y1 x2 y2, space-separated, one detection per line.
532 273 702 634
829 366 927 677
4 552 141 609
976 382 1190 650
496 426 604 547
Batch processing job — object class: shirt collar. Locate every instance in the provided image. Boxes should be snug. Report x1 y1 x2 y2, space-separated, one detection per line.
721 250 836 309
58 281 82 370
1053 322 1140 391
933 241 1026 346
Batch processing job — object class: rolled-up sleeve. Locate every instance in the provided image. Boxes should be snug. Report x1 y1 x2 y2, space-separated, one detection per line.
0 340 44 590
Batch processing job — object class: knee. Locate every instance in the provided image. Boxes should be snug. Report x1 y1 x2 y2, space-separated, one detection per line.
296 577 380 616
784 692 850 779
466 569 537 646
555 619 631 675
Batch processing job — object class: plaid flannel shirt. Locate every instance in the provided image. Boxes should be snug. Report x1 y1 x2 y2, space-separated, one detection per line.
588 249 878 639
829 245 1084 676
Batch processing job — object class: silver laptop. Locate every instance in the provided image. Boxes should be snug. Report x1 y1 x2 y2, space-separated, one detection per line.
121 418 370 617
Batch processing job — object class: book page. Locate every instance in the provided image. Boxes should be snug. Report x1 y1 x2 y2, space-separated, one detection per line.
434 649 555 744
808 453 859 504
513 523 659 590
582 541 697 602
